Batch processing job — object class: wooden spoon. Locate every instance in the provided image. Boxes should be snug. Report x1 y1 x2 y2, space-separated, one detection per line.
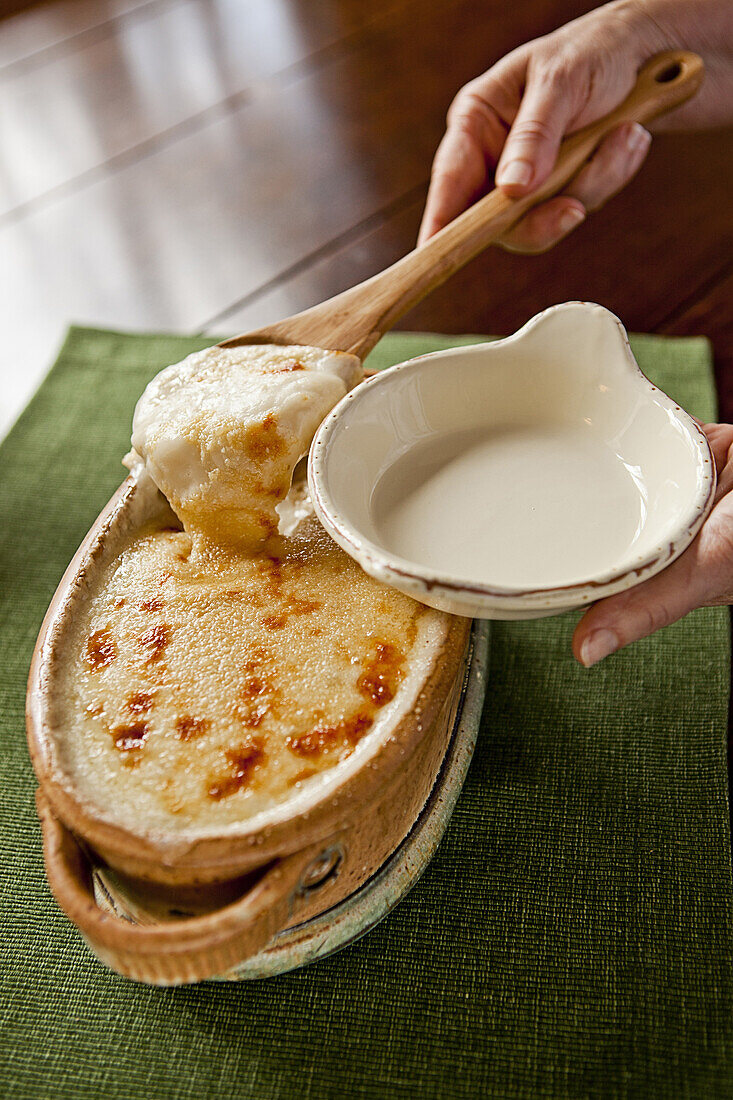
219 50 703 362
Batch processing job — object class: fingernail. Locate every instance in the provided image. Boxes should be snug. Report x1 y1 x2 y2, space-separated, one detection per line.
559 206 585 235
579 628 619 667
497 160 533 188
626 122 651 155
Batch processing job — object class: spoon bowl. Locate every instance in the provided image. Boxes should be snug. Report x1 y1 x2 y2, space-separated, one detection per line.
309 303 716 619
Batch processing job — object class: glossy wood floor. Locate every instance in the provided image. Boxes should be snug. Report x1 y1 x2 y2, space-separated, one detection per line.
1 0 732 442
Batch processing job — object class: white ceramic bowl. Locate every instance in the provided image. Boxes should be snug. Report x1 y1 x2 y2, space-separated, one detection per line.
309 303 716 619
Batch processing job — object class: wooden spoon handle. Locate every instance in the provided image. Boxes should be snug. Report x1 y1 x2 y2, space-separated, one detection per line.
347 50 703 358
37 789 333 985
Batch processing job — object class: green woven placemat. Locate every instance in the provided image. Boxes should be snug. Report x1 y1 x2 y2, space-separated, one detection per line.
1 327 731 1099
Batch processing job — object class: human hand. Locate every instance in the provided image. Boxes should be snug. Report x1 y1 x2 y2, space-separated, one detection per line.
418 2 660 251
573 422 733 666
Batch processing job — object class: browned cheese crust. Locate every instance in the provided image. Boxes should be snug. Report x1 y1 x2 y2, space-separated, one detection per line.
52 513 448 834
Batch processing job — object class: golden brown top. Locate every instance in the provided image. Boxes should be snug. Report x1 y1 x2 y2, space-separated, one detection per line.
53 510 442 833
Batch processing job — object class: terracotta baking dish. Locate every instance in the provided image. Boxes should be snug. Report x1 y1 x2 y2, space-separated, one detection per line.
26 471 470 984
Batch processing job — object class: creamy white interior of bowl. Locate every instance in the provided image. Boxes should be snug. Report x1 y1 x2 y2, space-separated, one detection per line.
317 305 710 592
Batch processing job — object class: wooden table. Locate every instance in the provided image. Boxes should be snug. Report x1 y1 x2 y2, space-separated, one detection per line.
2 0 732 764
2 0 731 436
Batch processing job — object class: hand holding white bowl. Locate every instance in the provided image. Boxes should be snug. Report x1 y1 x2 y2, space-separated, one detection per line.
574 422 733 665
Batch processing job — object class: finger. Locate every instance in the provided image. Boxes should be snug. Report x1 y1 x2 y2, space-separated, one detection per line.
498 197 586 254
418 129 488 244
418 88 507 245
690 424 733 506
495 61 575 195
572 539 710 667
563 122 651 211
496 123 649 254
713 451 733 503
701 423 733 482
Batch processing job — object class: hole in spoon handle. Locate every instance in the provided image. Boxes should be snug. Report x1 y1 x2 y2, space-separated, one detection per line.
632 50 704 118
654 61 681 84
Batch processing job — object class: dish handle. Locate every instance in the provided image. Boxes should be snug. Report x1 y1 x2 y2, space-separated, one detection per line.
37 790 341 985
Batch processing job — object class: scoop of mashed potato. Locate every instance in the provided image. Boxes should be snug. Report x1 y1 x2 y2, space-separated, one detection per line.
125 343 362 552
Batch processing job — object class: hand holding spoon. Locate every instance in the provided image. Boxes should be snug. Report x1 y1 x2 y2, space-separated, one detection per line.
220 50 703 361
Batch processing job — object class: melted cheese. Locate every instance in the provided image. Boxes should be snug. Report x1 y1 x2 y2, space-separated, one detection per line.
54 508 444 833
127 343 362 552
52 342 454 836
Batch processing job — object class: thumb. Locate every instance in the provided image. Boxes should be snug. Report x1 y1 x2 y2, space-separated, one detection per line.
572 541 710 667
495 64 575 195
